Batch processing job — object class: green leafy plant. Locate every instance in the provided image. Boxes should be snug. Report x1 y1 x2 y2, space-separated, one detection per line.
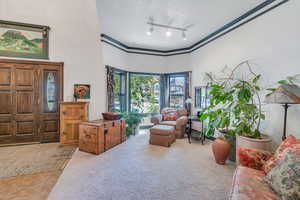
130 75 160 113
266 74 300 97
200 61 265 139
121 112 143 137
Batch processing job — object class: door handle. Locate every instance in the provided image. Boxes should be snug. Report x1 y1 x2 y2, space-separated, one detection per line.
104 129 108 134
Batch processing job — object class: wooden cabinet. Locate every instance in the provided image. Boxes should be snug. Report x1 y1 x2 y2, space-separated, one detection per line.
79 119 126 155
0 59 63 145
60 102 89 145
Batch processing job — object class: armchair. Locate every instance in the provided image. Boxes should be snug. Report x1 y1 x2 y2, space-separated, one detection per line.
151 108 188 138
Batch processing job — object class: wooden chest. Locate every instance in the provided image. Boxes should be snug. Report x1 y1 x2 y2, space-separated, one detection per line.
79 119 126 155
60 102 89 145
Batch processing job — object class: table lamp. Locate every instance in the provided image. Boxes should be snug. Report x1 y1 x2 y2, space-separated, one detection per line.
265 84 300 141
185 97 193 116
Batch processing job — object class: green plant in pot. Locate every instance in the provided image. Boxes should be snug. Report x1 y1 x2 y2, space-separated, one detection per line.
200 61 270 164
121 112 143 137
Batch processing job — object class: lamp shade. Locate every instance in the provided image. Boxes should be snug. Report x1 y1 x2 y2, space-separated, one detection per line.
265 84 300 104
185 98 193 104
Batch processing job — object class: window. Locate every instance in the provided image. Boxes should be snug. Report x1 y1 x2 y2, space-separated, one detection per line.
168 74 188 108
108 67 191 114
129 73 160 114
113 70 126 112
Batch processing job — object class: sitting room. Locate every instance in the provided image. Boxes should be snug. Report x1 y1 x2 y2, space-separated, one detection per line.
0 0 299 200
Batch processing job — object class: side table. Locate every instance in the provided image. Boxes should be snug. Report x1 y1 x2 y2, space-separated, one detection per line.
187 116 205 144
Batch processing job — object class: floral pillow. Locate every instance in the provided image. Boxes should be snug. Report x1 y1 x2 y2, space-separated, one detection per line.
263 135 299 174
238 147 273 170
162 109 179 121
264 149 300 200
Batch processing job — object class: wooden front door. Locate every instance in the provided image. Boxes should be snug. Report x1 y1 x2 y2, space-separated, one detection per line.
0 59 63 145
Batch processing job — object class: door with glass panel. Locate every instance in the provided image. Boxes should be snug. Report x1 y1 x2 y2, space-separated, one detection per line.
39 65 63 142
0 59 63 145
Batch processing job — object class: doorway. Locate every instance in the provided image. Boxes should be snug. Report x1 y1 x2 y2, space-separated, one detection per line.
0 59 63 145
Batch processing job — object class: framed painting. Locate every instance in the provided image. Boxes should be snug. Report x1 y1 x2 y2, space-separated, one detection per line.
74 84 91 100
0 20 50 59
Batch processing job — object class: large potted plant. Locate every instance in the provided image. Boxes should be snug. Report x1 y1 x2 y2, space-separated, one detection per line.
200 61 271 163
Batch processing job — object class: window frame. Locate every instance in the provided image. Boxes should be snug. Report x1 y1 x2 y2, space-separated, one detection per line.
167 72 189 109
113 69 127 112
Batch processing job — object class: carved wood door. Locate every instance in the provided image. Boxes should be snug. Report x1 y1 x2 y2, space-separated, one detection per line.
39 65 63 143
0 60 63 145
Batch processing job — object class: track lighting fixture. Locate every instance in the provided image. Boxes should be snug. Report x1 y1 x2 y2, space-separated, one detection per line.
146 19 193 41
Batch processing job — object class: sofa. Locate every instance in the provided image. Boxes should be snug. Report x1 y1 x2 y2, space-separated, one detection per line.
229 135 300 200
151 108 188 138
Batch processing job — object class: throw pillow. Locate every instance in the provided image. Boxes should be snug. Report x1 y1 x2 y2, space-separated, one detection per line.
163 112 179 121
162 109 179 121
263 135 299 174
265 149 300 200
238 147 273 170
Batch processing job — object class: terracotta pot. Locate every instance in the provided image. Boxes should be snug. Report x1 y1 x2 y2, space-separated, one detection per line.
236 134 272 165
212 138 231 165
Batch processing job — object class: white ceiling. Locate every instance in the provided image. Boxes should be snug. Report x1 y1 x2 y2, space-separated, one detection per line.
97 0 265 50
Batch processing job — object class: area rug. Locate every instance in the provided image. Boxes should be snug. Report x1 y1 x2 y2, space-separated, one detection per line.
49 131 236 200
0 170 62 200
0 143 76 179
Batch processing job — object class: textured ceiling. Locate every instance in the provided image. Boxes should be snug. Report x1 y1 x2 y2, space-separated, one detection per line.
97 0 266 50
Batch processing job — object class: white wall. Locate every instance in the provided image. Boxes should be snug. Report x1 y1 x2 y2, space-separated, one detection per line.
102 42 191 73
190 1 300 146
0 0 106 119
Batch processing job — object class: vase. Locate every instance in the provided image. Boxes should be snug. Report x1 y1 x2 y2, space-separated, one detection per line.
236 134 272 165
212 138 231 165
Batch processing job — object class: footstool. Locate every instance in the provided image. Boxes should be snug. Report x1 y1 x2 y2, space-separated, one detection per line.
149 125 175 147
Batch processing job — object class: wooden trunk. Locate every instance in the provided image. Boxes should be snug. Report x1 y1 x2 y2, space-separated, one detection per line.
0 59 63 145
60 102 89 145
79 119 126 155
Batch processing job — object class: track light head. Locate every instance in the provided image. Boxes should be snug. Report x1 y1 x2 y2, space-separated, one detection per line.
146 26 154 36
166 29 172 37
182 31 187 40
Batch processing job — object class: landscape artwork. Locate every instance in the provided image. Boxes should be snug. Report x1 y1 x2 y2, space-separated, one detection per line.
0 20 49 59
74 84 91 100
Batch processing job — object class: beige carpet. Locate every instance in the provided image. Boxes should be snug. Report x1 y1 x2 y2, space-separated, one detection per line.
0 170 62 200
49 131 236 200
0 143 76 179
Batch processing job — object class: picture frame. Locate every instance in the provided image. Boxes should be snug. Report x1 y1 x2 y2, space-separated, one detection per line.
0 20 50 59
74 84 91 100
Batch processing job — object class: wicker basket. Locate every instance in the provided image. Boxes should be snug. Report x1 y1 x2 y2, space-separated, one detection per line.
102 112 122 120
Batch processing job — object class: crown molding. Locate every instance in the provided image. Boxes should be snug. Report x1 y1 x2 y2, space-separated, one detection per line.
101 0 289 57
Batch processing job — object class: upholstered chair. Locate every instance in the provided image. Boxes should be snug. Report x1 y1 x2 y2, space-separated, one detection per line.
151 108 188 138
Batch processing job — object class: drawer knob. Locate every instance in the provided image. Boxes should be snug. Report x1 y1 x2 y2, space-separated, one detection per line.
62 131 67 135
85 133 91 137
62 111 67 115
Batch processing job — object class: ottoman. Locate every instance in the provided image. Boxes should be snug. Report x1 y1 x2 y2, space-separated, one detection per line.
149 125 175 147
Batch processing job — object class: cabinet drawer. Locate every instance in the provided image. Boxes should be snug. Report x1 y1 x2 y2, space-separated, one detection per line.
79 125 98 144
61 105 87 120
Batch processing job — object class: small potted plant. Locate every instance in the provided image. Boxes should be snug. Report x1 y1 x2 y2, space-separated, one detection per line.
200 61 271 164
122 112 143 137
